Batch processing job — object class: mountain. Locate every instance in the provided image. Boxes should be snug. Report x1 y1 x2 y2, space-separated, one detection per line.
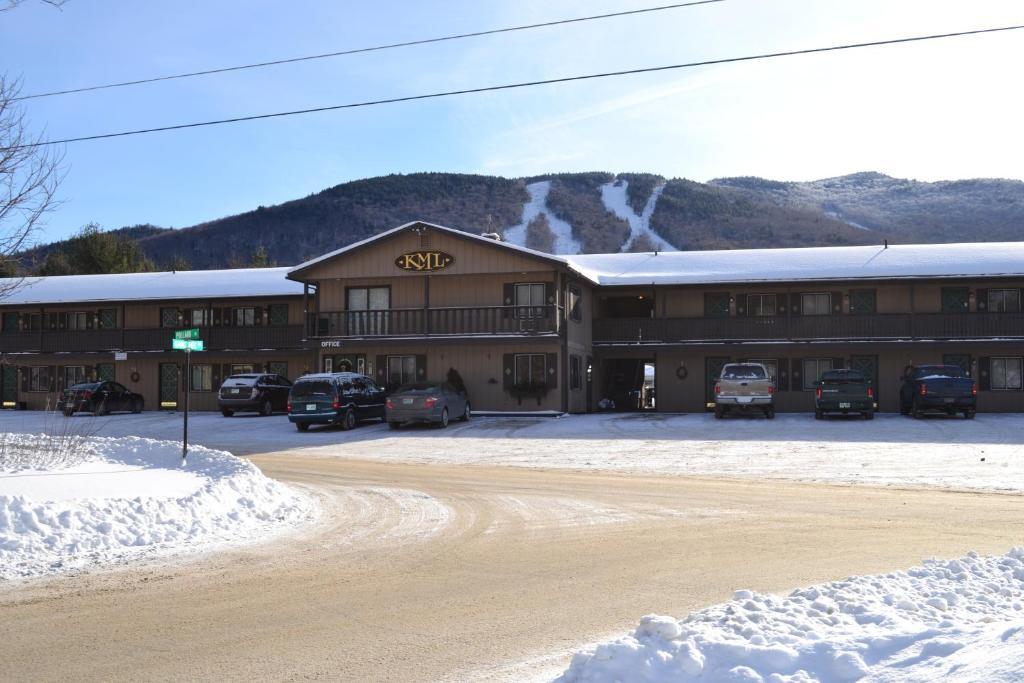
18 171 1024 271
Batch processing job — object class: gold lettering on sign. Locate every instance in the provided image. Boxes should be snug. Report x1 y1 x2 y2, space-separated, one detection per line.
394 251 455 272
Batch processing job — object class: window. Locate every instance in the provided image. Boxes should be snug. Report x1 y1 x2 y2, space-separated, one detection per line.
230 364 255 375
190 308 213 327
704 293 730 318
268 362 289 379
849 289 876 314
388 356 417 386
347 287 389 335
269 304 289 326
568 285 583 322
27 313 41 331
66 312 89 330
64 366 87 387
988 289 1021 313
991 357 1023 391
191 364 213 391
2 312 18 332
801 293 831 316
747 294 777 317
747 359 778 383
97 363 115 382
570 355 582 390
514 354 547 386
941 287 969 312
943 354 972 377
98 308 117 329
802 358 834 390
161 307 180 328
515 283 546 318
233 307 256 326
28 366 50 392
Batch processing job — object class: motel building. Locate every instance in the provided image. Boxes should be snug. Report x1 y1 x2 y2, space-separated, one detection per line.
1 221 1023 414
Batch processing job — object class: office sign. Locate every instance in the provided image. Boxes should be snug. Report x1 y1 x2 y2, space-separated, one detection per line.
321 340 342 348
394 250 454 272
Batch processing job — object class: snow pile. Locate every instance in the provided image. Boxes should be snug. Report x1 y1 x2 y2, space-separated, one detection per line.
557 549 1024 682
0 433 315 580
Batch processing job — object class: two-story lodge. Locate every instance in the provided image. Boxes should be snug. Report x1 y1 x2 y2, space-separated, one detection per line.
1 221 1022 414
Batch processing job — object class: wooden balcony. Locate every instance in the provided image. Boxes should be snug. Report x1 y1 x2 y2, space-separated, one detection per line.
0 325 305 354
593 312 1024 344
309 306 560 339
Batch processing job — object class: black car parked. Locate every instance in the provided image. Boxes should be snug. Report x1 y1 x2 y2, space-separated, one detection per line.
218 373 292 417
287 372 387 431
899 365 977 419
59 381 144 416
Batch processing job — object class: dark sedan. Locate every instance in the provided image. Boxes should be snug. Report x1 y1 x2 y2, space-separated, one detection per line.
386 381 470 429
899 365 977 419
59 381 144 416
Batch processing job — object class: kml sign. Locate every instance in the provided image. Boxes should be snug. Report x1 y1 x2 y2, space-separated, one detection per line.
394 250 455 272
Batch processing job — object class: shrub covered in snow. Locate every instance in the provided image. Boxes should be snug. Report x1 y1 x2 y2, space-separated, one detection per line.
557 549 1024 682
0 433 315 580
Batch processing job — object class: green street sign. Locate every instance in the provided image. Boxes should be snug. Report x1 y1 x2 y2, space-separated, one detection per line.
172 339 204 351
175 328 200 340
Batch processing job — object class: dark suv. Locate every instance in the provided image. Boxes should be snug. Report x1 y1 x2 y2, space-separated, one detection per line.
59 381 144 416
218 373 292 417
287 372 387 431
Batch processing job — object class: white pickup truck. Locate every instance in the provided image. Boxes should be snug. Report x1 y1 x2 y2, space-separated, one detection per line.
714 362 775 419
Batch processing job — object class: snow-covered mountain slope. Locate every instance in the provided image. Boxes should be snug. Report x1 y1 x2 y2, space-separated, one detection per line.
600 179 675 252
503 180 582 254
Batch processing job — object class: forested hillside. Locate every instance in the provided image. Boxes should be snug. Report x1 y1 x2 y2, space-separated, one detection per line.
18 171 1024 272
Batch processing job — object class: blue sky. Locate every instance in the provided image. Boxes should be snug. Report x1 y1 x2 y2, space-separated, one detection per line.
1 0 1021 243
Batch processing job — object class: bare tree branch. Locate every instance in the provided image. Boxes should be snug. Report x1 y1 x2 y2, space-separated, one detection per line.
0 1 68 13
0 75 66 297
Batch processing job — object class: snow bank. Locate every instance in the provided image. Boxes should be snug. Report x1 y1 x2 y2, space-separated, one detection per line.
0 433 315 580
557 549 1024 682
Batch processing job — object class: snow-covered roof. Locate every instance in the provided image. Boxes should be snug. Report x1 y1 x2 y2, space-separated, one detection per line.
563 242 1024 286
0 267 302 305
287 221 571 277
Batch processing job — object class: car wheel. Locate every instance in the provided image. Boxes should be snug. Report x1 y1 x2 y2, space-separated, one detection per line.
814 409 823 420
764 408 775 419
221 408 234 417
714 407 724 419
388 421 401 430
911 397 924 419
340 408 356 431
964 410 976 420
439 408 449 428
261 400 273 417
461 402 471 422
295 422 309 432
132 399 143 414
864 410 874 420
95 401 108 417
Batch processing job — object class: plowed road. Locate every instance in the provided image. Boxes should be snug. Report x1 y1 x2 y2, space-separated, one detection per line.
3 454 1023 682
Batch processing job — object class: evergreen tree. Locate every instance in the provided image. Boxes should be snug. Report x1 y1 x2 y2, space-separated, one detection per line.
36 223 154 275
250 245 275 268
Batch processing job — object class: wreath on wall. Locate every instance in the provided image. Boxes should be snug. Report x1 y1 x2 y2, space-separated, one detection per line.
130 371 141 383
675 365 688 380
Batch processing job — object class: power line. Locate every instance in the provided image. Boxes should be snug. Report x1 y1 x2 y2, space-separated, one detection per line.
10 24 1024 150
12 1 725 101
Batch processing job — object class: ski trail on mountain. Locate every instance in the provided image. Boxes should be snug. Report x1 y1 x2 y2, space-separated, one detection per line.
601 179 674 252
503 181 582 254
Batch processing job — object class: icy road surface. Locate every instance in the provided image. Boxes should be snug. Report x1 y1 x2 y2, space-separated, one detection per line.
0 411 1021 493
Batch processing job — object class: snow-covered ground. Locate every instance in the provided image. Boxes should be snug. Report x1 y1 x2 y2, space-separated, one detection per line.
557 548 1024 682
0 432 315 581
0 411 1021 493
600 179 675 252
504 180 582 254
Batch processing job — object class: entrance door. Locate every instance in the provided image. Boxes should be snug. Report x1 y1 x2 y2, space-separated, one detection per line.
849 355 879 409
159 363 179 410
705 356 731 410
1 365 17 408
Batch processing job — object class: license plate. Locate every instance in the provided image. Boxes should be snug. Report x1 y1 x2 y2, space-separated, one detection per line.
231 388 242 395
839 402 851 409
402 398 414 405
737 397 752 403
306 403 317 411
944 398 955 403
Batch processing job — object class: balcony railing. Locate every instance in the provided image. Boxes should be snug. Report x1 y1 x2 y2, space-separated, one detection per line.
0 325 305 353
593 312 1024 344
309 306 560 338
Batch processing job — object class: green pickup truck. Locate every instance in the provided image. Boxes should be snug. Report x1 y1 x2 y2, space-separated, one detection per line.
814 368 875 420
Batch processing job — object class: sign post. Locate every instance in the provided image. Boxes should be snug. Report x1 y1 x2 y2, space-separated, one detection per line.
172 331 203 464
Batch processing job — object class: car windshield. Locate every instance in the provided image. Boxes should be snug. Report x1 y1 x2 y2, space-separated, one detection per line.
291 380 334 398
395 382 439 394
721 365 766 380
68 383 100 392
222 375 259 387
821 371 866 384
918 365 965 379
